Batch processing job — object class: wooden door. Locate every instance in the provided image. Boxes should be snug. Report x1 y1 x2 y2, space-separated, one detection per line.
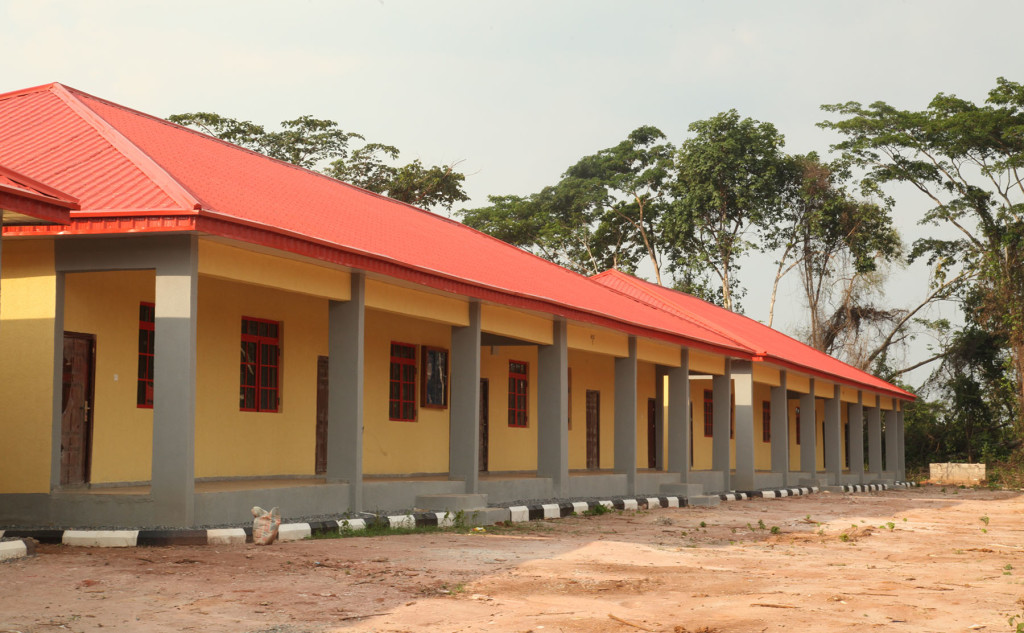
586 390 600 470
647 397 657 469
479 378 489 472
61 332 95 487
315 355 329 475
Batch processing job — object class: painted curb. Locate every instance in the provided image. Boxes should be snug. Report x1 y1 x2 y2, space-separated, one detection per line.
0 483 918 548
0 540 28 562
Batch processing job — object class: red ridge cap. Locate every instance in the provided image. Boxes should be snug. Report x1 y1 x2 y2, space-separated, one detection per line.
48 84 205 212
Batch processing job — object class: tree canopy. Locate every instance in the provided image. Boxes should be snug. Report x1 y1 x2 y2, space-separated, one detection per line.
167 112 468 212
821 77 1024 437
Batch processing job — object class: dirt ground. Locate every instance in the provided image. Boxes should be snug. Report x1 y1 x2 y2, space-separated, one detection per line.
3 486 1024 633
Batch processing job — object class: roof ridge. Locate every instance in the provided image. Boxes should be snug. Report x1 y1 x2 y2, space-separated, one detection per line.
596 270 758 351
48 84 203 212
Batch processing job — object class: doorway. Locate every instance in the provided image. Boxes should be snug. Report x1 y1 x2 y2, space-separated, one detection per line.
647 397 657 469
586 390 600 469
479 378 489 472
61 332 95 487
315 355 329 475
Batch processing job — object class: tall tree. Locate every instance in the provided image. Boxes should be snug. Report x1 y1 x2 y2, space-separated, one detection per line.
168 112 468 212
767 153 902 366
821 77 1024 433
666 110 791 311
460 126 676 279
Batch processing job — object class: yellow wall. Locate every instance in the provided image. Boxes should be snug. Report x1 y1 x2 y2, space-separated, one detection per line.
195 275 328 478
787 373 811 394
754 382 772 470
481 344 539 471
690 379 714 470
482 304 551 344
753 363 781 387
637 339 680 367
64 271 156 483
198 239 350 301
635 361 657 468
567 349 616 470
367 279 468 326
363 308 452 475
568 323 627 357
0 240 56 493
689 351 725 375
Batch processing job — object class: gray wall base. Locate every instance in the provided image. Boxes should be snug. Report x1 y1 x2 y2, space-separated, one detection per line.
479 477 555 503
195 483 350 525
415 494 488 513
567 473 628 498
799 475 830 488
687 470 727 494
635 471 683 496
659 482 705 496
363 480 465 512
753 472 785 490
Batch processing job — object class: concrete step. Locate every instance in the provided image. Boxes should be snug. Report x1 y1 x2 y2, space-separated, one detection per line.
415 493 488 513
687 495 721 507
659 482 705 497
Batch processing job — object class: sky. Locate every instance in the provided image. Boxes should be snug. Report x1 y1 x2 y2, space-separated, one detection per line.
3 0 1023 386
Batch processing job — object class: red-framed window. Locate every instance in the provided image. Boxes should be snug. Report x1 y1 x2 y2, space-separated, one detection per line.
703 389 713 437
137 302 155 408
795 406 801 444
389 342 417 421
240 317 281 412
508 360 529 427
762 401 771 442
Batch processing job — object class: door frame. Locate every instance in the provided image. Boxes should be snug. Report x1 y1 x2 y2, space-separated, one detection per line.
585 389 600 470
61 331 96 487
479 378 489 472
315 355 329 476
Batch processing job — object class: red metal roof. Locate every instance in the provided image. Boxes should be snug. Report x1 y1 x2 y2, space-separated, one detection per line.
591 269 914 400
0 83 748 357
0 83 911 399
0 163 76 224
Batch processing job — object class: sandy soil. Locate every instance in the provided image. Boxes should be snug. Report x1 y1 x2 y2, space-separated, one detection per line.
2 486 1024 633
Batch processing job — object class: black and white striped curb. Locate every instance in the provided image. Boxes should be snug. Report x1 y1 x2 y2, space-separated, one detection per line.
719 487 818 501
0 483 920 552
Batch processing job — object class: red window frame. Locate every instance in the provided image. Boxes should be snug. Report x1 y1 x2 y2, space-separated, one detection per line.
137 302 155 408
240 317 281 413
508 360 528 427
389 342 417 421
703 389 713 437
762 401 771 442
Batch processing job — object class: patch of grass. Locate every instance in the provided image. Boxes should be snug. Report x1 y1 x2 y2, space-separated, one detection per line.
839 533 850 543
770 526 781 535
699 521 707 528
980 515 990 526
583 503 612 517
757 519 766 531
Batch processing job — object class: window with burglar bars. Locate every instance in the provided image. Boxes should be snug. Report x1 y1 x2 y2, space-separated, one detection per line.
137 302 155 408
240 317 281 412
762 401 771 442
508 360 528 427
389 342 416 421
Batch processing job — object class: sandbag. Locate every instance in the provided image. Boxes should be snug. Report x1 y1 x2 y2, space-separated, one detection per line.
251 506 281 545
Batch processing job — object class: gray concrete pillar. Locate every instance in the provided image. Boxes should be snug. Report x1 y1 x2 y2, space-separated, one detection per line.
614 336 638 494
151 236 198 527
823 384 842 484
896 402 906 481
654 366 666 470
450 301 482 493
799 380 816 475
732 360 755 491
666 348 690 479
867 403 882 477
848 393 865 484
712 365 732 491
769 371 789 485
49 272 66 490
884 408 898 476
327 273 365 512
537 318 568 495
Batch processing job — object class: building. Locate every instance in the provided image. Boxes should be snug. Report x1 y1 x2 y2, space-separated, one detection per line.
0 83 913 529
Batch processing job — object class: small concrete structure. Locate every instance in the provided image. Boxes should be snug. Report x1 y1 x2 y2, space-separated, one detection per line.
930 463 986 485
